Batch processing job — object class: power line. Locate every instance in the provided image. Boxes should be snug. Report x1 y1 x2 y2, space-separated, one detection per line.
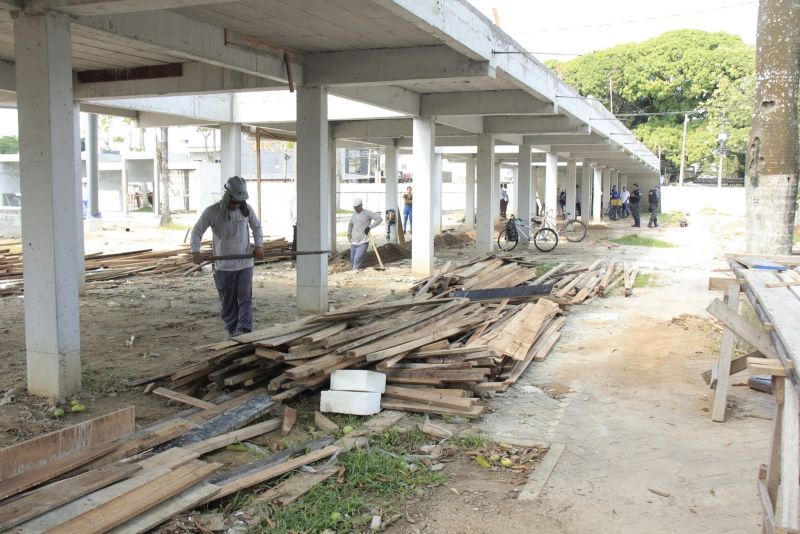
513 1 756 35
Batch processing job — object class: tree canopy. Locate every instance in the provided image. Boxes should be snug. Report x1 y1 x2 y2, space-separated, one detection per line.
0 136 18 154
548 30 755 178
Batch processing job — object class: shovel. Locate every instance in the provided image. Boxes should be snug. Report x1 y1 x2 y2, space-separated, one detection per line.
367 233 386 271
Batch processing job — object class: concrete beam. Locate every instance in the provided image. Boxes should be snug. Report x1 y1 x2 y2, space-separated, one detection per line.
96 94 232 125
305 45 494 86
420 90 554 116
435 115 483 134
522 134 606 145
75 10 299 84
79 103 137 118
74 62 282 100
484 116 590 135
27 0 236 15
331 118 464 139
331 86 419 117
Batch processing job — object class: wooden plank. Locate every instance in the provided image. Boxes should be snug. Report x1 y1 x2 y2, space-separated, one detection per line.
749 358 788 376
517 443 565 501
185 419 282 456
0 407 135 480
702 350 763 386
0 463 141 531
453 284 553 301
380 398 485 418
0 441 119 501
110 482 220 534
46 460 221 534
707 297 779 359
712 283 740 422
365 326 466 362
383 385 476 410
282 407 297 436
767 376 785 515
781 384 800 528
210 445 343 501
152 388 215 410
314 411 340 433
12 448 200 534
251 467 337 507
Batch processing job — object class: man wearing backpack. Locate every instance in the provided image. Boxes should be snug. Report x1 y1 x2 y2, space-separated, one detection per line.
648 186 661 228
629 183 642 227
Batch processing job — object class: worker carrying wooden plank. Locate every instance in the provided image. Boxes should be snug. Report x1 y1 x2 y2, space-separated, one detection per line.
191 176 264 338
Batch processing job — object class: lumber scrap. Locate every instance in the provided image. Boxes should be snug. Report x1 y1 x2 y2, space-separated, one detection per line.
152 388 215 410
111 482 220 534
0 407 135 480
314 411 341 434
251 467 338 508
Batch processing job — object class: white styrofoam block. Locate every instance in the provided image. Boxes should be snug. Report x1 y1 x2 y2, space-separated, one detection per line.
320 390 382 416
330 370 387 393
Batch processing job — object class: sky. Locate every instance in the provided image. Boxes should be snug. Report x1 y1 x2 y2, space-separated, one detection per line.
0 1 759 138
467 0 757 62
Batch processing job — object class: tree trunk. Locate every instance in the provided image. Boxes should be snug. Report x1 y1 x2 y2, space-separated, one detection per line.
158 127 172 226
746 0 800 254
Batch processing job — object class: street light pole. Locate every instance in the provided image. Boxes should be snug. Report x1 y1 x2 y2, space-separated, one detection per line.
678 113 689 186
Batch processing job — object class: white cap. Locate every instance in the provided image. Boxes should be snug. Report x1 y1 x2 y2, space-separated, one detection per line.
353 197 363 207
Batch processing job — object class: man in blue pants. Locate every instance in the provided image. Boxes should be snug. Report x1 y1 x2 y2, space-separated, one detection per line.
191 176 264 338
347 197 382 270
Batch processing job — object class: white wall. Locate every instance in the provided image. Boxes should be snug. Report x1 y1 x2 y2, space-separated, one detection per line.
660 185 745 216
337 183 466 215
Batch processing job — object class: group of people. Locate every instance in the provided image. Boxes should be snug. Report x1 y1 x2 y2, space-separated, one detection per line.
619 183 660 228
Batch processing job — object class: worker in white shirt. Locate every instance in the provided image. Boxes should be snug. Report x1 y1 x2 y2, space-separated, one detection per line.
621 186 631 218
347 197 382 270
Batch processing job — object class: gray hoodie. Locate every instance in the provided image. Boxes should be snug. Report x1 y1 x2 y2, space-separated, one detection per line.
191 203 264 271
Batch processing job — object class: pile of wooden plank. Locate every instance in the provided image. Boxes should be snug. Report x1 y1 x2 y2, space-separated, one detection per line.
0 238 291 297
411 254 637 303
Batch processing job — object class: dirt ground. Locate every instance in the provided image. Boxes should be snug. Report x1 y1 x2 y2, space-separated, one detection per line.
0 209 776 533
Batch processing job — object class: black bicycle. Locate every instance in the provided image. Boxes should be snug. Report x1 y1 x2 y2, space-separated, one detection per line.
497 215 558 252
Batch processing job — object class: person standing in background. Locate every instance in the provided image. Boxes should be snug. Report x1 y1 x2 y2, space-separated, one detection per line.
347 198 382 270
401 186 413 234
500 184 509 219
629 183 642 228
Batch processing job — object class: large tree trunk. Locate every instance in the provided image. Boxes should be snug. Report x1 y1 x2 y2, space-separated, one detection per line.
158 127 172 226
746 0 800 254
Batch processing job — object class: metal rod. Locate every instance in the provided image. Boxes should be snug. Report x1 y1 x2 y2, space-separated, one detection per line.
205 250 329 261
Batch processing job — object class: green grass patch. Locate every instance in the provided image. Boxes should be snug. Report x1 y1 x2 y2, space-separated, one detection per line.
261 447 445 533
337 209 353 215
534 259 560 279
658 211 685 226
132 206 153 213
448 434 487 449
370 427 431 454
609 234 676 248
633 272 656 289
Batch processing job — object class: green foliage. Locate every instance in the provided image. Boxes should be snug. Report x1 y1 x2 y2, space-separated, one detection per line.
448 434 487 449
609 234 676 248
552 30 754 177
370 427 431 454
0 135 19 154
262 449 445 533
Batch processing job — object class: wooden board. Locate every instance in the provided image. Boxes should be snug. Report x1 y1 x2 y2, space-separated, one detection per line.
152 388 215 410
706 297 779 360
109 482 220 534
517 443 565 501
380 398 485 418
251 467 338 507
185 419 282 456
0 407 135 480
0 463 141 531
453 285 553 301
46 460 221 534
712 283 740 422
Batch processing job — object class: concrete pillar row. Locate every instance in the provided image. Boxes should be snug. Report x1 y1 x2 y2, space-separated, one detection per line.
385 145 399 243
517 144 532 244
601 167 611 217
464 155 476 229
476 134 495 253
296 86 330 313
412 117 435 276
565 157 577 218
592 166 603 224
87 113 100 218
220 123 242 185
15 10 82 398
328 134 337 253
433 154 443 235
580 162 591 221
545 152 558 217
511 166 519 217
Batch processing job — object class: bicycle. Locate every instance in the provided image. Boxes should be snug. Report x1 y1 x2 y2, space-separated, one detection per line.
534 208 587 243
602 202 629 220
497 214 558 252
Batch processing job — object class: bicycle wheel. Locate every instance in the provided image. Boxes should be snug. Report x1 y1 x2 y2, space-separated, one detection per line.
497 228 519 251
533 228 558 252
563 219 587 242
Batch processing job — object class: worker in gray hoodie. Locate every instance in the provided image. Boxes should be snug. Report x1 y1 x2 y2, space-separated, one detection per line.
191 176 264 338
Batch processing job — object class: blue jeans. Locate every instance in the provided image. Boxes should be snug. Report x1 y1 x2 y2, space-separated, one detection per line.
213 267 253 334
350 243 369 270
403 204 412 233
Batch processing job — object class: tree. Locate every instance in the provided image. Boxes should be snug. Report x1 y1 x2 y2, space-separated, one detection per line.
745 0 799 254
157 127 172 226
0 136 19 154
550 30 755 177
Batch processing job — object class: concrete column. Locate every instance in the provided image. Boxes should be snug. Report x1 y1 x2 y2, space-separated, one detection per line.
602 167 611 217
328 134 337 253
15 10 81 398
412 117 435 276
580 162 591 221
493 161 501 224
121 158 129 215
74 104 85 296
545 152 558 217
464 155 475 229
87 113 100 218
476 134 495 253
385 145 398 243
511 165 519 217
517 144 532 244
592 166 602 223
432 153 443 235
621 173 628 190
296 86 329 313
532 165 540 216
152 155 160 216
566 157 577 218
220 123 242 183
